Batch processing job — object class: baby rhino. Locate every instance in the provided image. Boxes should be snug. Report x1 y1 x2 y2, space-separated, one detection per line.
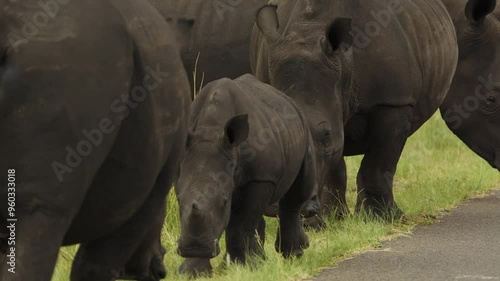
176 74 316 276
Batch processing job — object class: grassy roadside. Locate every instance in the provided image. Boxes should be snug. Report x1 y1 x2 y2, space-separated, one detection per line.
51 113 499 281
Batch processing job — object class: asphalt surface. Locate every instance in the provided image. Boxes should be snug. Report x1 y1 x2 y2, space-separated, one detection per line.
313 190 500 281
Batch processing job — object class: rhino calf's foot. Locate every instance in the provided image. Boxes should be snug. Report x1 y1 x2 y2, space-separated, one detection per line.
179 258 213 278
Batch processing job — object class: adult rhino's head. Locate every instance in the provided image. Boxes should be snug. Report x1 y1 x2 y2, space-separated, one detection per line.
176 115 249 259
441 0 500 170
256 3 353 182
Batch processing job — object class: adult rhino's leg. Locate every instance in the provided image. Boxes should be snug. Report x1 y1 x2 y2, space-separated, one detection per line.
1 103 104 281
2 206 74 281
70 165 173 281
276 150 315 258
321 158 348 218
355 105 411 219
225 182 273 264
304 158 348 230
120 207 167 281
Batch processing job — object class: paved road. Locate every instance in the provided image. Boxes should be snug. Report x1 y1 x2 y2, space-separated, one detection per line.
314 190 500 281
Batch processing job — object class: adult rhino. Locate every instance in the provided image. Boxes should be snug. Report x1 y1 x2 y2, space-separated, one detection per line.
251 0 459 220
149 0 268 93
440 0 500 171
0 0 190 280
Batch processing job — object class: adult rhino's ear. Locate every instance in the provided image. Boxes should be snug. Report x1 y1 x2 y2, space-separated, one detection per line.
223 114 249 148
323 17 353 54
465 0 496 25
256 5 280 45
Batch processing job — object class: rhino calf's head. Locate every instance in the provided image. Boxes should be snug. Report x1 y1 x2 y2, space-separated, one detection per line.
176 114 249 259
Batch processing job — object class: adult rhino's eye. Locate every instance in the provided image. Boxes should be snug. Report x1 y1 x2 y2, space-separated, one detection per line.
486 96 496 104
481 93 500 113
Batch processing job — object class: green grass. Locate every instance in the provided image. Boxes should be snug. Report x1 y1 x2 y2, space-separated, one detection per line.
51 114 499 281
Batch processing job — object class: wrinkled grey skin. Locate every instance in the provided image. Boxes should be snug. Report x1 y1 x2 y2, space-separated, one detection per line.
176 74 316 277
440 0 500 171
148 0 268 94
147 0 322 221
251 0 458 222
0 0 190 280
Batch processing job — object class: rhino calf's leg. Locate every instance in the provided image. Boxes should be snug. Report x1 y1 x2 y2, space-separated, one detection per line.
355 105 411 220
225 182 272 264
275 150 315 258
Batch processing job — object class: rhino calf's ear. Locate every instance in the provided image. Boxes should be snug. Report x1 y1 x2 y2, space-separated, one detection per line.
223 114 249 147
465 0 496 25
326 17 353 52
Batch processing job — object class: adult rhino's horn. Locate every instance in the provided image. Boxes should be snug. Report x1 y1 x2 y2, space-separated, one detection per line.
465 0 496 24
256 5 280 44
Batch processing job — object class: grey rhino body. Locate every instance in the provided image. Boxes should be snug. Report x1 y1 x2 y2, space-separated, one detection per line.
440 0 500 171
176 74 316 276
252 0 458 220
149 0 268 94
0 0 190 280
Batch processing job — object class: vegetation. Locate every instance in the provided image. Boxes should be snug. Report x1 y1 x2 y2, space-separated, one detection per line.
52 113 499 281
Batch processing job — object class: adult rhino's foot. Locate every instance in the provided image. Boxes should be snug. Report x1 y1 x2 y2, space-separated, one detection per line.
355 194 404 221
120 255 167 281
302 215 326 231
301 195 321 218
179 258 213 278
275 226 309 258
302 204 349 231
